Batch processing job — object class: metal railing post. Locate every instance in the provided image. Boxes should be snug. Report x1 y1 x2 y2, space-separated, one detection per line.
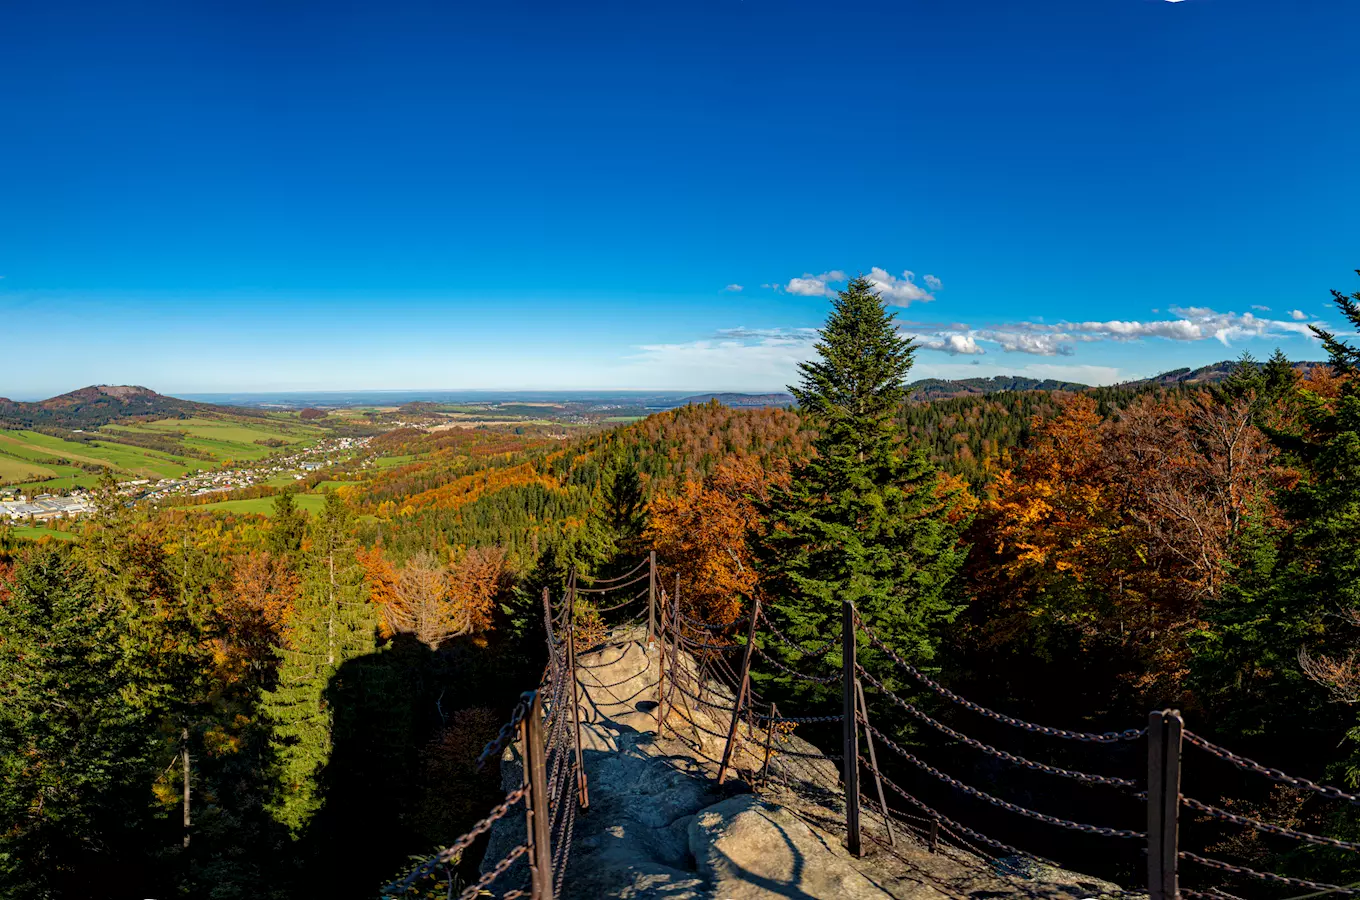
1147 709 1183 900
718 595 761 784
521 692 554 900
842 599 862 857
566 574 589 809
647 551 657 642
655 589 669 730
855 678 895 847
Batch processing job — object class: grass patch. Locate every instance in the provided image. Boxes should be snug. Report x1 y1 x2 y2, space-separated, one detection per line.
2 525 79 542
0 430 190 480
104 417 326 463
0 454 57 483
189 493 329 517
373 454 419 468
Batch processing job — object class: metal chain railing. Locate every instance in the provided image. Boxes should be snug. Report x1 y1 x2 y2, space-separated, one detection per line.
1179 852 1360 896
858 617 1147 744
856 666 1141 790
1183 730 1360 805
860 719 1145 838
1181 795 1360 853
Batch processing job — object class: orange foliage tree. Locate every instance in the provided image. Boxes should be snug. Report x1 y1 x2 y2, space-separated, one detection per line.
968 390 1281 701
645 456 790 626
210 550 298 687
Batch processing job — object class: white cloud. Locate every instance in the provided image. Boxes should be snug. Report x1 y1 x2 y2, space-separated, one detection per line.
1251 305 1271 312
724 284 743 292
775 266 938 305
866 267 935 306
975 330 1077 357
785 270 848 297
950 308 1328 355
916 333 983 355
1290 309 1307 320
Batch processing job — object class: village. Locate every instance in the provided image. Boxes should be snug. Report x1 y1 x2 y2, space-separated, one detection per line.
0 435 370 523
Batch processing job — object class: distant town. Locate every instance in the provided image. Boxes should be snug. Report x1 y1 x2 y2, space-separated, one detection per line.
0 436 369 523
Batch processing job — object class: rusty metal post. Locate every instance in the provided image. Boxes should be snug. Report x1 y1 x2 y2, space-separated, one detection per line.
928 814 939 853
521 692 554 900
661 586 682 735
842 599 861 857
647 550 657 642
655 588 669 728
718 595 761 784
566 576 589 810
758 701 778 790
1147 709 1183 900
855 678 895 847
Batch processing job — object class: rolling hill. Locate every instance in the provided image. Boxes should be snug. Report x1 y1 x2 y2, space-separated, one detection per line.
904 360 1330 401
0 385 256 430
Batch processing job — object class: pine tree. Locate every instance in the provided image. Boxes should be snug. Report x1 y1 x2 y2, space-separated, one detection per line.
268 489 307 557
0 546 173 898
756 275 972 695
260 492 376 834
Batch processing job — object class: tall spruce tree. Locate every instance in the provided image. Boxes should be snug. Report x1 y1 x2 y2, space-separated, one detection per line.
0 546 173 898
260 492 376 834
756 275 970 695
268 489 307 558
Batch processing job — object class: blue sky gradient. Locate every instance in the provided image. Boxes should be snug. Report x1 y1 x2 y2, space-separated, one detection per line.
2 0 1358 398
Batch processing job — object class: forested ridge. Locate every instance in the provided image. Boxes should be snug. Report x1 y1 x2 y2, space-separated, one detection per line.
3 275 1359 899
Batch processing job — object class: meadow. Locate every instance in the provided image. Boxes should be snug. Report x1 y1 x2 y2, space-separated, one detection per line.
0 429 191 487
103 416 325 463
189 493 330 517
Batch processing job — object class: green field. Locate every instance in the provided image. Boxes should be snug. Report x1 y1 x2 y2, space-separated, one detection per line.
0 456 54 482
0 429 192 485
2 525 79 542
190 493 330 517
373 454 419 468
104 417 325 463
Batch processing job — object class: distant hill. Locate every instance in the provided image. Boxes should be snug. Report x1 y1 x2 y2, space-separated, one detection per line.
672 392 795 408
1117 359 1326 389
904 360 1330 402
0 385 254 430
907 375 1090 401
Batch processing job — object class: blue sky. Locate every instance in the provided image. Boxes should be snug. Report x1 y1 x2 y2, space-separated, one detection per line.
2 0 1358 398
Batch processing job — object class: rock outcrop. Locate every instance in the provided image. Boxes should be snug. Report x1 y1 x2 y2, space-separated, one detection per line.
482 631 1126 900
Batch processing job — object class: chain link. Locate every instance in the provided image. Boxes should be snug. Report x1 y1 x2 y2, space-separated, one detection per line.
1179 851 1360 896
753 643 840 684
757 607 838 659
757 712 843 724
475 692 537 770
382 789 528 895
863 723 1144 838
859 622 1145 743
1181 795 1360 853
869 759 1056 864
857 667 1139 790
1183 731 1360 806
456 844 528 900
